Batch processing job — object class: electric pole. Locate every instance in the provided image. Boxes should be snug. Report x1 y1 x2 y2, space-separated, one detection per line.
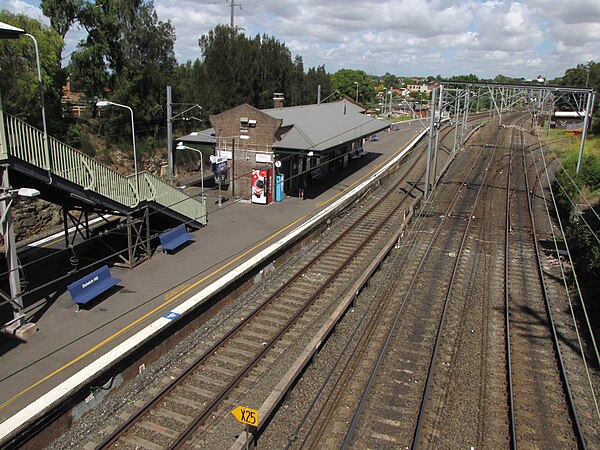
228 0 242 28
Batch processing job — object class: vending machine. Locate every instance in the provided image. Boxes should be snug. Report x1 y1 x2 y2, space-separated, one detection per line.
252 168 271 204
275 174 285 202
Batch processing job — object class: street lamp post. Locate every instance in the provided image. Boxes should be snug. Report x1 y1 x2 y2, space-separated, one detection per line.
96 101 139 198
354 81 358 102
176 142 204 197
0 186 40 334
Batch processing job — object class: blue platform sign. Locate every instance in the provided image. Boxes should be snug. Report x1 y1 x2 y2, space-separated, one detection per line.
163 311 180 320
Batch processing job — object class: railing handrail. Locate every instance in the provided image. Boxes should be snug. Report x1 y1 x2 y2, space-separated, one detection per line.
2 113 206 224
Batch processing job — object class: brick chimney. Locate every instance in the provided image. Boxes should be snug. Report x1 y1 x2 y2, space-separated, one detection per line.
273 93 284 109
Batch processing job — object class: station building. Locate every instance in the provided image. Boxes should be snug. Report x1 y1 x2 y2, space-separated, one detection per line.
178 98 389 201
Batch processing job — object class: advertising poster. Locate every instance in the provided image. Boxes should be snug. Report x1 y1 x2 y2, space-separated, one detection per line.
252 169 268 204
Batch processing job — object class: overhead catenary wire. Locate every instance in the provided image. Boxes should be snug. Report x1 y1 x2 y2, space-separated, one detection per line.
529 130 600 420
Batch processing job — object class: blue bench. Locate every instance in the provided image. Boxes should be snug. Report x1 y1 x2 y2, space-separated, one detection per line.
67 265 122 306
159 224 192 253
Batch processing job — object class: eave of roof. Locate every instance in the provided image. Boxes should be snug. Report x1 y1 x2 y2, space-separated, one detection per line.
177 128 216 145
263 100 389 152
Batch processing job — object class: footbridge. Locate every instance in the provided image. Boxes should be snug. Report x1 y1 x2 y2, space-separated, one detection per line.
0 107 207 270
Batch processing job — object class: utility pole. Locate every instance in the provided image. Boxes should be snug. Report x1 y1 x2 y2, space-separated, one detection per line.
424 87 437 200
228 0 242 28
167 86 174 179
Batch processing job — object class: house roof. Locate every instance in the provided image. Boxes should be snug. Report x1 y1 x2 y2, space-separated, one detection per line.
177 128 216 145
263 100 389 152
177 99 389 153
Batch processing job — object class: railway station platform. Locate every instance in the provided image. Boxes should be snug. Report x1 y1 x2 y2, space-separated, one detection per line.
0 120 426 444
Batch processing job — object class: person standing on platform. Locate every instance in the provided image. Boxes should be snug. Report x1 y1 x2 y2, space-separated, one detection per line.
298 173 306 199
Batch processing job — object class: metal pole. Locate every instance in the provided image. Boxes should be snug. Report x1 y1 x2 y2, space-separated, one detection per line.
432 84 443 186
452 95 460 156
0 169 24 327
167 86 174 179
200 151 204 199
231 138 235 198
218 176 222 209
461 89 470 144
317 84 321 105
424 88 437 200
127 105 139 197
576 91 594 174
24 34 49 171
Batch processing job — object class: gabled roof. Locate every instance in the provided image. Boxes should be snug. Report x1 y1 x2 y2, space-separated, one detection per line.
263 100 389 152
177 99 389 152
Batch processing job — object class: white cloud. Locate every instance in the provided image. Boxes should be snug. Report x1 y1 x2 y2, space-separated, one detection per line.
1 0 599 79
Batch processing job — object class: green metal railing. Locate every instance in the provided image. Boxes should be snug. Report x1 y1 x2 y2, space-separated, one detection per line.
1 113 206 224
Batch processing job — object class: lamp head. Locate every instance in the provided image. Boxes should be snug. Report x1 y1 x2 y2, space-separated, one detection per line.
176 142 185 150
96 100 111 107
16 188 40 197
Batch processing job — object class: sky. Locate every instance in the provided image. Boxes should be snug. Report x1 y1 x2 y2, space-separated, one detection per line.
1 0 599 80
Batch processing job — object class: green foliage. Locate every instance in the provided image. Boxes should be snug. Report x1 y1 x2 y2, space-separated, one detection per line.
330 69 374 104
553 149 600 280
570 221 600 276
196 26 299 112
559 61 599 135
449 74 479 82
0 11 64 132
65 124 96 156
305 66 331 104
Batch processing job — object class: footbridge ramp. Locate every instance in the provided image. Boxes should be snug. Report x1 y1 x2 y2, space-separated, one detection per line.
0 112 207 227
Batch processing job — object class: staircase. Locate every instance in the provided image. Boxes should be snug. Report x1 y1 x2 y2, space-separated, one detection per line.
0 112 207 226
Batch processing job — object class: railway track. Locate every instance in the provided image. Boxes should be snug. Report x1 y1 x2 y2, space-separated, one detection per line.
505 121 585 448
268 114 500 449
338 115 503 449
259 113 598 449
93 128 434 449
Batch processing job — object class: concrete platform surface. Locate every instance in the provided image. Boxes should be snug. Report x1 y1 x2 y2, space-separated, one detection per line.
0 121 424 432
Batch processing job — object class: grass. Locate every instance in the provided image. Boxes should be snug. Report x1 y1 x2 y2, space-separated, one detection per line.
539 127 600 160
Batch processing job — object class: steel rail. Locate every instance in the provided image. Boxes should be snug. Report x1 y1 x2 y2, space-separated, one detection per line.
504 118 521 450
410 121 501 449
519 127 588 449
341 120 496 449
290 116 485 449
96 132 427 450
168 128 431 450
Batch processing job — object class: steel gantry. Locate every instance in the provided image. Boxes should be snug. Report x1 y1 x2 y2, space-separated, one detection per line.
421 81 595 199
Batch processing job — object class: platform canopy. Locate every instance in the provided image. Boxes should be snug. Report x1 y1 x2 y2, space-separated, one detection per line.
0 21 26 39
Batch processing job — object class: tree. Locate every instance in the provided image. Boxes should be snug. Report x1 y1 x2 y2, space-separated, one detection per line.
0 11 64 132
62 0 176 153
305 65 330 104
197 26 297 112
291 55 304 106
449 74 479 82
381 72 399 89
560 61 599 134
330 69 373 104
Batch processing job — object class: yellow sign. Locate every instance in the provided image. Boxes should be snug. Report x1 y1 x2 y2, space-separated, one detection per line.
231 406 259 427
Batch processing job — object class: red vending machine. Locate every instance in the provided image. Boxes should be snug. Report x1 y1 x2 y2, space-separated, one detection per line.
252 168 272 204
